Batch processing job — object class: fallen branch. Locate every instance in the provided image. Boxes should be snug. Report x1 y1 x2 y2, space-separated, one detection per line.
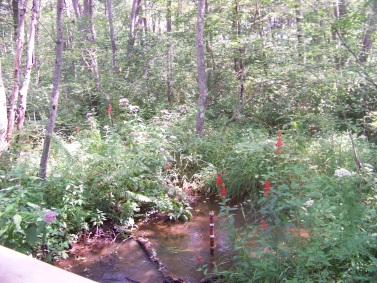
136 237 186 283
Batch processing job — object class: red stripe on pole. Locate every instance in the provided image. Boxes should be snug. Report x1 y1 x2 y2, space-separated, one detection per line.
210 211 215 255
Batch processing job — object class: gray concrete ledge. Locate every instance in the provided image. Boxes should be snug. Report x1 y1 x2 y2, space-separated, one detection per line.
0 245 96 283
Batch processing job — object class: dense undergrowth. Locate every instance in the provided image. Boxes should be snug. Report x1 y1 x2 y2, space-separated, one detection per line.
1 107 377 281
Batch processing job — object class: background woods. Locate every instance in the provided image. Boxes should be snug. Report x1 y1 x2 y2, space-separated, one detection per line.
1 0 376 143
1 0 377 282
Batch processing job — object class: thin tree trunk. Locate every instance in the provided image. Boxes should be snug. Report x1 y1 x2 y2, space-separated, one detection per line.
39 0 64 180
232 0 244 106
17 0 39 131
359 1 377 65
83 0 101 91
195 0 207 138
295 0 305 63
72 0 81 19
106 0 117 71
127 0 142 59
139 0 147 37
332 0 347 69
0 61 7 154
72 0 83 31
166 0 173 106
12 0 19 38
6 0 28 143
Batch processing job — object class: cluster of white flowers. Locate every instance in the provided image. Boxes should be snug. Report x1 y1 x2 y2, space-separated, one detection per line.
129 105 140 113
334 168 352 177
303 199 314 207
119 98 129 105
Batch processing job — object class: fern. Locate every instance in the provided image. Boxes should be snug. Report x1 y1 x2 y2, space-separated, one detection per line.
125 190 153 203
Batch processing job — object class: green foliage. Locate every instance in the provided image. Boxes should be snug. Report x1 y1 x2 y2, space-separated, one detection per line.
0 182 70 261
210 130 377 282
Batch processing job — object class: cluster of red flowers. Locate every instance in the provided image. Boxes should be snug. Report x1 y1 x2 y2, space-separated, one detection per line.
263 180 272 198
274 131 284 154
107 104 112 116
216 173 227 197
259 219 269 230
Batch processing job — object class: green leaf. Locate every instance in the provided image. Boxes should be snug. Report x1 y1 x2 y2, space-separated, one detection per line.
25 224 38 246
13 214 22 232
5 203 16 213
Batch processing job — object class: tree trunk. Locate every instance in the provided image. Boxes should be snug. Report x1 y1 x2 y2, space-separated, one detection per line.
72 0 81 19
127 0 142 59
17 0 39 131
83 0 96 42
6 0 28 143
39 0 64 180
195 0 207 138
359 1 377 65
106 0 117 71
332 0 347 69
232 0 244 107
295 0 305 63
12 0 18 38
0 62 7 154
83 0 101 91
166 0 173 106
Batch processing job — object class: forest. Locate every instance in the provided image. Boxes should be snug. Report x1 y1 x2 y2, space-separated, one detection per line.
1 0 377 282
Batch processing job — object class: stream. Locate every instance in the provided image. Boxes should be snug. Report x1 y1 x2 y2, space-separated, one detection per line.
58 196 249 283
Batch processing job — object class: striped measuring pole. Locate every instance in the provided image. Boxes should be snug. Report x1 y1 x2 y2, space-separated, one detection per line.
209 211 215 255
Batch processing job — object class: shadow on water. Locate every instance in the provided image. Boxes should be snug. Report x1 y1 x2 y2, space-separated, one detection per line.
58 196 250 283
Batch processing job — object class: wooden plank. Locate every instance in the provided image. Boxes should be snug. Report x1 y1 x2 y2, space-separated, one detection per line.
0 245 96 283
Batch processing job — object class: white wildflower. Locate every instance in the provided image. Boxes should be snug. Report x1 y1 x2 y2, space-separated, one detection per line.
334 168 352 177
303 199 314 207
119 98 129 106
129 105 140 113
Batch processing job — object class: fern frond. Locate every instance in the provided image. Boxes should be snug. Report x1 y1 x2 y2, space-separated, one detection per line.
125 191 153 203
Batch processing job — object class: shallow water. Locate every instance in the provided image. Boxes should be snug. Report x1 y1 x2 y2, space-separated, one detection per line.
58 196 249 283
135 197 238 282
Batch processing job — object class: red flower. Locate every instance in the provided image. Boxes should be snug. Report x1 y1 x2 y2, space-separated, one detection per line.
260 219 268 230
107 104 112 116
263 180 271 197
166 163 171 169
220 185 227 197
216 173 223 186
274 131 284 154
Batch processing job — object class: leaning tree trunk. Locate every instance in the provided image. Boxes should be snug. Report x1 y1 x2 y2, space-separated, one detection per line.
6 0 28 143
0 62 7 154
39 0 64 180
195 0 207 138
17 0 39 131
